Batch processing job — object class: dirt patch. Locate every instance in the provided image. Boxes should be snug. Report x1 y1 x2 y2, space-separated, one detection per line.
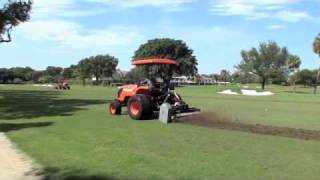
178 112 320 141
0 133 41 180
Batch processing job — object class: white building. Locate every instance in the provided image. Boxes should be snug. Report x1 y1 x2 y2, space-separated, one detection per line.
171 76 196 84
171 76 217 85
200 77 216 84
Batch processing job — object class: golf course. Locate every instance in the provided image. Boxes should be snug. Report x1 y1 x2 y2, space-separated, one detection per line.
2 1 320 180
1 84 320 180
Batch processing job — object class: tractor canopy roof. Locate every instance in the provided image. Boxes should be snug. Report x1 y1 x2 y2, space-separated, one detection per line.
132 59 176 66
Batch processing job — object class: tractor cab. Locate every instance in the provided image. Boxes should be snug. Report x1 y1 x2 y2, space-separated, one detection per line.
109 58 200 123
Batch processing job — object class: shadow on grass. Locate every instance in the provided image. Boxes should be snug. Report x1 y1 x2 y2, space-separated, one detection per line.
0 122 53 132
58 176 119 180
0 90 109 120
39 167 132 180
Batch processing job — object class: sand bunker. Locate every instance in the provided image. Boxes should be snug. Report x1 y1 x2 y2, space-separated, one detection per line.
241 89 273 96
179 113 320 141
217 90 238 95
33 84 53 87
218 89 273 96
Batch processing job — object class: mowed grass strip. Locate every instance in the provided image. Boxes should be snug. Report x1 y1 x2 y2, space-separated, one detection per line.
0 85 320 180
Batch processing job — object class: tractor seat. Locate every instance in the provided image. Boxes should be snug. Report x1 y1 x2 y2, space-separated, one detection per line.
153 82 161 89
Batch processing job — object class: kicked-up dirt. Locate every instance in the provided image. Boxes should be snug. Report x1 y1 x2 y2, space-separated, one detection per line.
178 112 320 141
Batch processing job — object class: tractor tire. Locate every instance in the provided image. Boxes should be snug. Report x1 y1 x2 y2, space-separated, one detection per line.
127 94 152 120
109 99 122 115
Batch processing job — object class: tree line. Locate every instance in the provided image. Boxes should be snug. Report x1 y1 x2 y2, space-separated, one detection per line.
1 0 320 93
0 58 318 90
0 55 119 84
1 38 320 90
0 38 198 85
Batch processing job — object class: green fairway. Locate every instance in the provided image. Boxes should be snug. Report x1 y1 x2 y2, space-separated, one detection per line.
1 84 320 180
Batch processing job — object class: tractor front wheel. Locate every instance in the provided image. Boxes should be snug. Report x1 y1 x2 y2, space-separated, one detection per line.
127 95 151 120
109 100 122 115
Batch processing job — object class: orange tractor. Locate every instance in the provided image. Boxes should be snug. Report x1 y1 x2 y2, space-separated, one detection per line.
109 59 200 123
55 80 70 90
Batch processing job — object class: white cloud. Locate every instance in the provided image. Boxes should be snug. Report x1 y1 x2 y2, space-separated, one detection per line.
180 26 241 42
157 25 243 50
18 20 144 51
275 10 310 22
211 1 266 18
31 0 194 18
18 20 79 41
86 0 194 8
267 24 287 30
22 0 195 52
31 0 110 19
32 0 75 18
210 0 309 22
33 0 74 10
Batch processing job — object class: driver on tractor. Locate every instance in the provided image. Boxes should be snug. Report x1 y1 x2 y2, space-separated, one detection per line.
109 59 199 121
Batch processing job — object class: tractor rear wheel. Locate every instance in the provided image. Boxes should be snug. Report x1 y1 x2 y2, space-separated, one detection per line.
127 95 151 120
109 99 122 115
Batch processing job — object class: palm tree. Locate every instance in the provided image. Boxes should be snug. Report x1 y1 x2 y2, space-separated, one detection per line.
287 55 301 93
312 34 320 94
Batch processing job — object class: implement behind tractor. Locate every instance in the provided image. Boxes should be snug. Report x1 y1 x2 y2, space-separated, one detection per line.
109 59 200 123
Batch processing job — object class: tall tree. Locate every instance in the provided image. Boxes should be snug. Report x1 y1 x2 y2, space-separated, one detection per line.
91 55 118 82
287 55 301 92
236 41 289 90
0 0 32 43
296 69 317 87
0 68 16 83
29 70 43 83
232 71 259 84
133 38 198 84
62 65 78 79
78 59 92 86
312 34 320 94
220 69 231 84
41 66 63 83
46 66 62 76
78 55 118 84
62 68 74 79
125 67 147 82
212 74 220 82
10 66 34 81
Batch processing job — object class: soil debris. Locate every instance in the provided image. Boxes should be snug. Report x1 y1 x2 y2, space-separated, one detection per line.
178 112 320 141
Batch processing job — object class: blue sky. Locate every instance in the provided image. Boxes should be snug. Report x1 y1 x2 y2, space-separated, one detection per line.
1 0 320 73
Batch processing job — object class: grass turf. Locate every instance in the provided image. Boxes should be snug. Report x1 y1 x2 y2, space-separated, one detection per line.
0 84 320 180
